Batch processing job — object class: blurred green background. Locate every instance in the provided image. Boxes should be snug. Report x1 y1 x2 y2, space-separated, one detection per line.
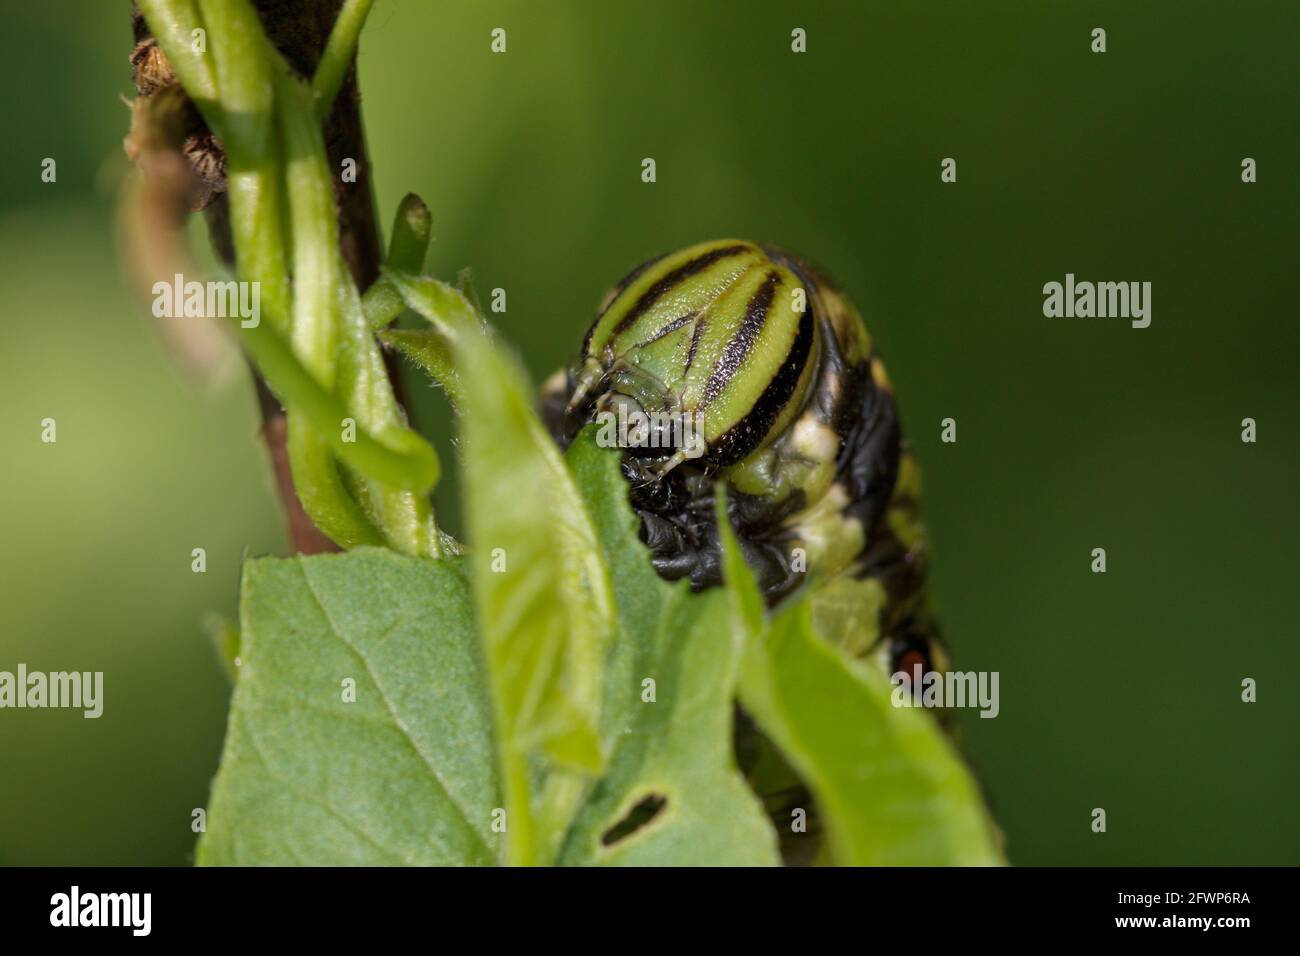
1 0 1296 865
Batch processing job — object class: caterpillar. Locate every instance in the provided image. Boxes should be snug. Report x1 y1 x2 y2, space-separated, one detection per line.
541 239 946 685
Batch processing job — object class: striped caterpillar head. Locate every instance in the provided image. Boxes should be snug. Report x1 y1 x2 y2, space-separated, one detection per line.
566 240 822 474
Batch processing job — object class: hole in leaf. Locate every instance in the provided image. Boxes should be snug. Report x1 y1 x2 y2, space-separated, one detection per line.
600 793 669 846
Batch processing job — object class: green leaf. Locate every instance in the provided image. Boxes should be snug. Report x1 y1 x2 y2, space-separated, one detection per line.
386 270 482 343
554 433 780 865
202 253 996 866
381 328 462 408
202 611 241 683
364 193 433 330
716 499 1005 866
198 548 499 866
454 327 614 864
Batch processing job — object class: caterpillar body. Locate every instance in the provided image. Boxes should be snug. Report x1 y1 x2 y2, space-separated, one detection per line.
542 239 946 683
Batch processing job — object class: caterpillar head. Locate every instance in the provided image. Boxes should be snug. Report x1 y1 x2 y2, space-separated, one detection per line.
565 240 822 475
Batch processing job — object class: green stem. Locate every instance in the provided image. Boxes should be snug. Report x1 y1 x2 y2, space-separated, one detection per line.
145 0 294 332
277 73 341 387
502 749 536 866
197 0 274 164
137 0 219 108
311 0 376 119
226 167 293 337
338 272 444 557
287 419 386 547
237 317 438 490
142 0 446 564
276 72 442 555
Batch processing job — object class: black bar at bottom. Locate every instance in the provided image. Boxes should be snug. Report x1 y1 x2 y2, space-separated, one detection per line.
0 866 1277 941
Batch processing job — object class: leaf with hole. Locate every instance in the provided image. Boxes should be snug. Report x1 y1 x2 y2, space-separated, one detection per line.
553 432 780 865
